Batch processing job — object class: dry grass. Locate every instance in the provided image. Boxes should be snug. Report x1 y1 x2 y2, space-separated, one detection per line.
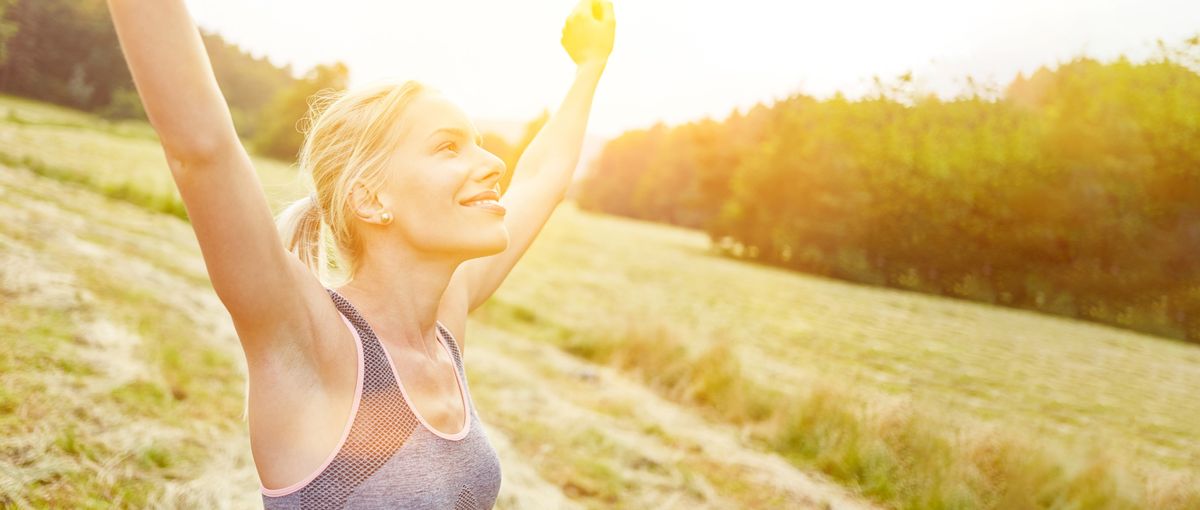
0 165 258 508
0 94 873 509
463 322 869 509
478 298 1200 509
0 161 866 509
4 93 1199 508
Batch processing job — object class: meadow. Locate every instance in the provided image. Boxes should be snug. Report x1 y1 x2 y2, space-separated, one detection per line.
1 94 1198 509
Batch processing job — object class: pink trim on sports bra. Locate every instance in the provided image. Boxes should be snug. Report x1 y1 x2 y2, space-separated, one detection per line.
375 321 471 441
260 313 365 497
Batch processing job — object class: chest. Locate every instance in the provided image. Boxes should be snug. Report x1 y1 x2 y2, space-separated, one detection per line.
383 342 469 437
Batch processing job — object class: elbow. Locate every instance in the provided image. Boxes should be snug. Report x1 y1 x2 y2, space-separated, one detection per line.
162 132 239 169
153 111 242 168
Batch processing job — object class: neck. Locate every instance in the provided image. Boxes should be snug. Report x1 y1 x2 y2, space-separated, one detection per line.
335 244 460 362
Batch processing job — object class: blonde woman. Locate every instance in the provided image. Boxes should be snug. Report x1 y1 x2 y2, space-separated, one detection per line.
106 0 614 507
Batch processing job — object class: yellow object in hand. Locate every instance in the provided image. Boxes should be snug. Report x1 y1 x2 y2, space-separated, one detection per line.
561 0 616 66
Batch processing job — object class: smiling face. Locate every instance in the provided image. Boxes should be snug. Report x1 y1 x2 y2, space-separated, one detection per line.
354 91 510 261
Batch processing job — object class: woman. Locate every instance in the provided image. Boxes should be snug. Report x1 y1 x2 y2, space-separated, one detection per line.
106 0 615 508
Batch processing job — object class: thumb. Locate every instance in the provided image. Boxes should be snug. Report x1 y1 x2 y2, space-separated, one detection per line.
571 0 590 17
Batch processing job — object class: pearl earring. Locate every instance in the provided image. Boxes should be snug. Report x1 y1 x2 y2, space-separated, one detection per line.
380 211 393 225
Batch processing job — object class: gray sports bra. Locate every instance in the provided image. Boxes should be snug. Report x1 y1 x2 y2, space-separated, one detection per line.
260 288 502 509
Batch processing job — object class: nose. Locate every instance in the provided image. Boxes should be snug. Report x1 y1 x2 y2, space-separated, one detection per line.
476 149 507 186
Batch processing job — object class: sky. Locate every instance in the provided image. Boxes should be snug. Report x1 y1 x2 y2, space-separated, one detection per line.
183 0 1200 138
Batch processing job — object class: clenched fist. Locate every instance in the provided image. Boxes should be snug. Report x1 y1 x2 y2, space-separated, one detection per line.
561 0 615 66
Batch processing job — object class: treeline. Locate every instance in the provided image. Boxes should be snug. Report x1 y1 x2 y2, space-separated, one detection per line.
578 37 1200 343
0 0 354 161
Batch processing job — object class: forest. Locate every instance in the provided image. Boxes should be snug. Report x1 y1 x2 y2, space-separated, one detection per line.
577 38 1200 343
0 0 350 162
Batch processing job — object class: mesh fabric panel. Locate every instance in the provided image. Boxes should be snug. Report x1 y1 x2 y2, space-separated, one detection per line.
294 289 422 508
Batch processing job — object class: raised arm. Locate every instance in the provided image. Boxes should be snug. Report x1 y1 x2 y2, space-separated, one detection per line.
107 0 238 161
107 1 317 357
455 0 615 313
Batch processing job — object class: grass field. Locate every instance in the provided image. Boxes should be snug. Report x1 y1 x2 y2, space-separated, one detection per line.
476 205 1200 508
1 94 1198 509
0 95 305 219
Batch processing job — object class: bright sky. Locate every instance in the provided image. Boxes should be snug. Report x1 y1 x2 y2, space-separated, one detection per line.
184 0 1199 138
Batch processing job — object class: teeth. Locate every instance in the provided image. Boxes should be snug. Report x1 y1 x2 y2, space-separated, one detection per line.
464 199 500 207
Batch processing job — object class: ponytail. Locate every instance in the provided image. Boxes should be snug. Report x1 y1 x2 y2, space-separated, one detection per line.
276 192 328 283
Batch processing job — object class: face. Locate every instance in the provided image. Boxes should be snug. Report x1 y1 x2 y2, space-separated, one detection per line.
354 91 510 261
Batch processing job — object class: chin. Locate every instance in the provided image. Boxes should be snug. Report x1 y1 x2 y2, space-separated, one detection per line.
468 232 508 258
487 234 509 256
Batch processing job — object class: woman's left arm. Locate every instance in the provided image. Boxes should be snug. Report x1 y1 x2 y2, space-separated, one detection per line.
507 58 606 203
456 0 615 312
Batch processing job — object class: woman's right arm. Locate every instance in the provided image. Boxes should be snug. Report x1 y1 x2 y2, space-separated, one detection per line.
107 1 319 358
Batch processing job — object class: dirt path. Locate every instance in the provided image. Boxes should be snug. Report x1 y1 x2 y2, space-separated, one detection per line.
465 322 879 509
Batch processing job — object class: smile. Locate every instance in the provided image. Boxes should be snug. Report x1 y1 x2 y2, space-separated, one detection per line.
461 199 506 216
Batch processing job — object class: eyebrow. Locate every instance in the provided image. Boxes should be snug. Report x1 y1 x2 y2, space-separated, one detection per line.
427 127 483 146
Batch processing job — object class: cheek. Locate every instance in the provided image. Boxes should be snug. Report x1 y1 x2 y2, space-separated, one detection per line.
392 162 472 219
403 170 456 204
404 179 466 222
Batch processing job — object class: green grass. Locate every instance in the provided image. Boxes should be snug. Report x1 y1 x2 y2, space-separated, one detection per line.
0 93 307 220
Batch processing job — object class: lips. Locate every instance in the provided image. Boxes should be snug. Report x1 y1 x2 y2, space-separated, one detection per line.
460 189 500 205
460 188 505 215
463 200 506 215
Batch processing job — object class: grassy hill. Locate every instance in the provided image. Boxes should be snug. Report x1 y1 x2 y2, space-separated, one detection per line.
1 94 1197 509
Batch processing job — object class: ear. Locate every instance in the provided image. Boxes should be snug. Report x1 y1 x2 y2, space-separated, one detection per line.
347 181 386 222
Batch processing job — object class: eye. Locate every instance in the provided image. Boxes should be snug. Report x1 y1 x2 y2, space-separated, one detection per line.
440 141 459 154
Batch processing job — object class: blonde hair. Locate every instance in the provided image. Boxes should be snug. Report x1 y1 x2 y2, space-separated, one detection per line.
243 79 431 421
276 79 430 286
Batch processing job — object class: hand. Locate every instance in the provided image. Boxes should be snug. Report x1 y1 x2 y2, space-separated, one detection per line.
561 0 615 67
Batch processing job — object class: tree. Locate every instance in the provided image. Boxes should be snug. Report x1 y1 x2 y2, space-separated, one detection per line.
251 62 350 162
0 0 15 66
575 35 1200 343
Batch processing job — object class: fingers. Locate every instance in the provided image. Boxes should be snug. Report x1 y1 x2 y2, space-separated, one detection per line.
572 0 590 17
569 0 613 24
